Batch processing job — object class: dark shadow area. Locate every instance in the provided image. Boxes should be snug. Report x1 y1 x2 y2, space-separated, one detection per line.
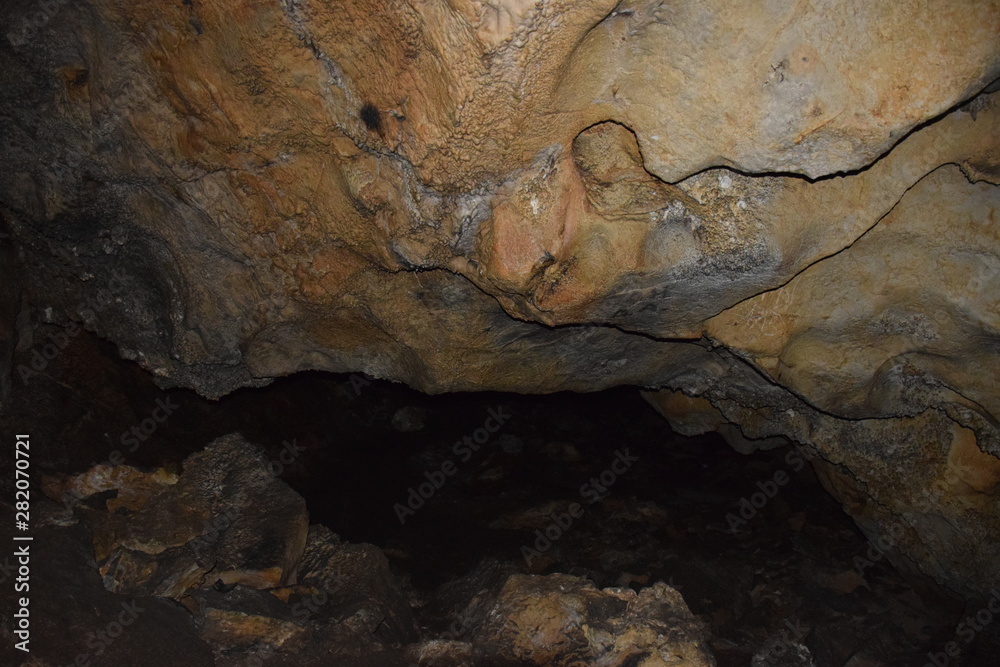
2 323 995 666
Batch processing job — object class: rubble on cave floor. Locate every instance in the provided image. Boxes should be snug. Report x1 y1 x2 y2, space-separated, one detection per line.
1 426 985 666
1 330 997 666
14 435 715 666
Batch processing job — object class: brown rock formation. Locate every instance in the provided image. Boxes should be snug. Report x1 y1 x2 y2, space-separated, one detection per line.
50 434 309 598
472 573 715 665
2 0 999 598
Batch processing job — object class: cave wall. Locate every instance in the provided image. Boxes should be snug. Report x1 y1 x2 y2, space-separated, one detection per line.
1 0 999 597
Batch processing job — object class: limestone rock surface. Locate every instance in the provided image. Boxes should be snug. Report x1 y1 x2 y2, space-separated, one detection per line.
472 573 715 666
49 434 310 598
2 0 1000 598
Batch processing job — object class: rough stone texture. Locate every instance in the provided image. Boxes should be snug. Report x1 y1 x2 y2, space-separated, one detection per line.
471 573 715 665
0 501 215 667
293 524 419 649
48 434 310 598
191 584 306 652
25 439 422 666
0 212 19 407
1 0 999 598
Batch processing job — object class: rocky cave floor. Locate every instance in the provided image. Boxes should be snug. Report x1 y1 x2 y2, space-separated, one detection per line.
1 326 997 666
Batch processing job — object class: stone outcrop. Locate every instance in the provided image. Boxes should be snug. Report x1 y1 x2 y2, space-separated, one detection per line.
46 434 310 598
471 574 715 666
0 500 216 666
2 0 999 598
24 437 718 666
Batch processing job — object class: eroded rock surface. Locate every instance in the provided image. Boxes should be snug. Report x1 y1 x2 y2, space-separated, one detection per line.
0 500 215 667
2 0 999 598
32 437 422 665
23 436 722 666
67 434 310 598
472 573 715 666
